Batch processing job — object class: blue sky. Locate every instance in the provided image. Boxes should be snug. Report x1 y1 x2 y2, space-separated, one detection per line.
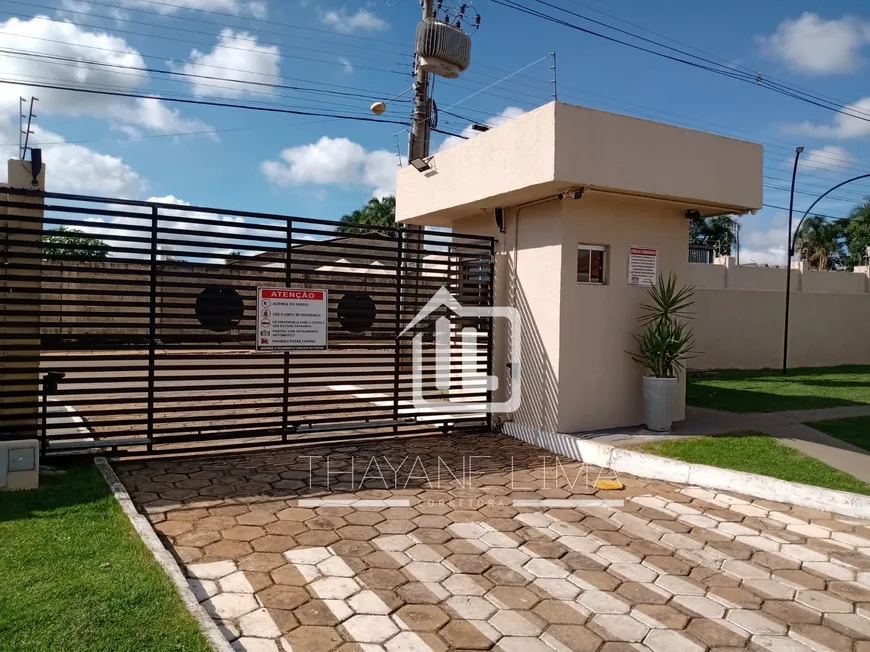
2 0 870 263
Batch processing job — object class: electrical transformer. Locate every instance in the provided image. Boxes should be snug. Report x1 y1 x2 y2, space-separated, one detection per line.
416 19 472 79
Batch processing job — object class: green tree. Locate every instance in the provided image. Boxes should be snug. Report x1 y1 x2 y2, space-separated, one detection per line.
795 215 845 270
689 215 738 256
845 199 870 268
43 226 109 261
336 196 396 235
225 250 243 265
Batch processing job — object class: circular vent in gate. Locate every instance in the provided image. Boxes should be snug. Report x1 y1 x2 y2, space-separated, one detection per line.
337 292 376 333
195 287 245 332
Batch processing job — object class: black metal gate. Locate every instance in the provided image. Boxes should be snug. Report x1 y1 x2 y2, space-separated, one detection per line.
0 189 494 457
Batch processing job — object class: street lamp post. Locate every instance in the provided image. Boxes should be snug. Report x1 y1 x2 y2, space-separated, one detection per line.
782 146 803 375
781 167 870 374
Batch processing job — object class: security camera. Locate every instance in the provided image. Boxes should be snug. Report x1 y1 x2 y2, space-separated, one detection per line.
685 210 702 220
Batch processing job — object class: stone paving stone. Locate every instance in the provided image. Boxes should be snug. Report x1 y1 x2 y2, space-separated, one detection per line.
794 589 853 614
726 609 788 636
445 596 497 621
644 629 705 652
707 586 764 610
487 609 546 636
286 626 344 652
631 604 689 630
119 434 870 652
341 615 398 643
189 578 219 602
188 560 237 579
742 579 796 601
824 612 870 639
540 625 604 652
219 571 255 594
751 635 816 652
789 623 854 652
760 600 822 626
348 591 394 615
672 595 727 619
202 593 259 620
772 569 827 591
588 614 650 642
259 585 311 611
614 582 670 606
439 620 501 649
238 608 281 638
294 600 348 626
231 636 280 652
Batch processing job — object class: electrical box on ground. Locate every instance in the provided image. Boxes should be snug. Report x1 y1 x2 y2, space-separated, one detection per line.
0 440 39 491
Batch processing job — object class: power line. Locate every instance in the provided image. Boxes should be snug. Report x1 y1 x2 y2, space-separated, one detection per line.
0 126 251 148
0 48 409 107
50 0 412 49
0 31 413 100
13 0 412 62
0 78 413 126
0 11 409 76
488 0 870 126
0 67 383 117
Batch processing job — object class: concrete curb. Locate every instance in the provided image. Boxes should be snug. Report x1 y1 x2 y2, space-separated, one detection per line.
503 422 870 519
94 458 234 652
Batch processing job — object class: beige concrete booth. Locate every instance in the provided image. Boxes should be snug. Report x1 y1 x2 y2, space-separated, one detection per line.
396 101 763 435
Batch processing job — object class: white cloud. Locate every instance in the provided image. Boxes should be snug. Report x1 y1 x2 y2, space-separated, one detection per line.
736 213 790 267
85 195 255 262
437 107 526 152
173 29 280 97
321 8 388 34
798 145 854 171
120 0 266 18
261 136 400 198
0 17 212 135
0 114 145 197
338 57 354 75
108 98 214 135
759 12 870 75
787 97 870 139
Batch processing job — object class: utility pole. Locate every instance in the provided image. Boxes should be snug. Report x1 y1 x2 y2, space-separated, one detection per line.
409 0 435 161
402 0 436 339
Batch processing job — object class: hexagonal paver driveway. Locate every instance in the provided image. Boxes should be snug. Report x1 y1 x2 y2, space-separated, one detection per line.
116 434 870 652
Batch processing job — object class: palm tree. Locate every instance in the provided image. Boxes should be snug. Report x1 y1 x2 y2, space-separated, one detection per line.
336 196 396 235
795 215 845 270
845 199 870 268
689 215 738 255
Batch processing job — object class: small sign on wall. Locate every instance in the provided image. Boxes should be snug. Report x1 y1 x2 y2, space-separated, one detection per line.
628 246 657 286
256 288 328 351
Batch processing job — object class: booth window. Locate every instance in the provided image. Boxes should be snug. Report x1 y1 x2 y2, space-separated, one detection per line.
577 244 607 284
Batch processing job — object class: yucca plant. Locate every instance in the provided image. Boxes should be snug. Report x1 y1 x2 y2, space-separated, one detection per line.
630 273 696 378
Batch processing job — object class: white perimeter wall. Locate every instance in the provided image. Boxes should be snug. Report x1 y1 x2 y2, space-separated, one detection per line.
688 259 870 369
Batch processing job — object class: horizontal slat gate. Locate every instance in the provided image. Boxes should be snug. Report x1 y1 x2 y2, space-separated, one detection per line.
0 189 494 456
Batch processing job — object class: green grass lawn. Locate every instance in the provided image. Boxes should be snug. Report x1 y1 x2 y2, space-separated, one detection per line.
688 365 870 412
807 415 870 453
635 432 870 495
0 463 211 652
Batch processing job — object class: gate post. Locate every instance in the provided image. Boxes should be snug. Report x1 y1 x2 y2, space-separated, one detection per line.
0 160 46 441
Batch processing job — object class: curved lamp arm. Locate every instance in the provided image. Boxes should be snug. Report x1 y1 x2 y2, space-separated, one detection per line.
790 173 870 254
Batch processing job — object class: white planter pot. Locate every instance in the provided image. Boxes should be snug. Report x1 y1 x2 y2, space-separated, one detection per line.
643 376 679 432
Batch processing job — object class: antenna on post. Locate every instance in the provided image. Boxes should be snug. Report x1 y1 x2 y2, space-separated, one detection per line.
18 97 25 159
20 97 38 160
549 52 558 101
